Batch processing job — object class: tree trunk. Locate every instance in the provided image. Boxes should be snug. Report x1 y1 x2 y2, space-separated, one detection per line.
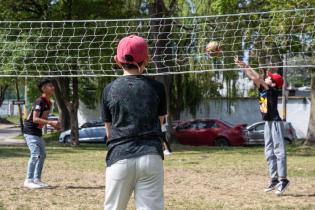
68 78 79 146
305 69 315 145
0 85 9 107
53 77 80 146
150 0 178 143
52 78 71 131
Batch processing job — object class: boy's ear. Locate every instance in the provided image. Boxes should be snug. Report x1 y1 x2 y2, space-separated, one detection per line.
143 56 149 66
114 55 123 68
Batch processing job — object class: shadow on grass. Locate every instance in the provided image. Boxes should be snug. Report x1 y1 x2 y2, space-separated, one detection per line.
0 144 102 158
171 144 263 155
171 143 315 157
0 146 29 158
65 185 104 190
282 193 315 197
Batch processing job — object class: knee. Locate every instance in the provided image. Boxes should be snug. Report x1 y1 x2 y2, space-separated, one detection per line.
30 154 40 162
40 153 46 160
274 150 286 160
265 150 276 160
30 153 46 161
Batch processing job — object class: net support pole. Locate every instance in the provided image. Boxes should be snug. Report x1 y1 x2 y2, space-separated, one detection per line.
282 54 287 121
15 79 24 134
24 77 28 120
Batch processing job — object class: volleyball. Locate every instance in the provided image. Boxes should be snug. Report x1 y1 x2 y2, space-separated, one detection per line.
206 41 222 57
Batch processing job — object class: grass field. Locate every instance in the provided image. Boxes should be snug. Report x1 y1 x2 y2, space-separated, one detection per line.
1 142 315 210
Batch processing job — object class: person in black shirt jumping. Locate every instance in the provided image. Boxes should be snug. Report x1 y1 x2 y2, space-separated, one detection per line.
102 35 167 210
23 79 60 189
235 56 289 195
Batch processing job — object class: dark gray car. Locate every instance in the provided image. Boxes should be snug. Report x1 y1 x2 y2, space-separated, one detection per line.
245 121 297 145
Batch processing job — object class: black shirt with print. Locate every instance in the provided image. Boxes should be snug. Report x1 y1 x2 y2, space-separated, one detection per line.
101 75 167 166
24 96 51 137
258 86 282 121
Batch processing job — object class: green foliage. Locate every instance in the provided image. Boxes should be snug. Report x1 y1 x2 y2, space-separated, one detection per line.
79 77 114 109
0 0 142 111
171 72 221 117
0 0 313 116
247 87 259 98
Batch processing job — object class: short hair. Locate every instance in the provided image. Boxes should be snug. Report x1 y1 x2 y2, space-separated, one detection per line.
122 61 144 70
37 79 52 92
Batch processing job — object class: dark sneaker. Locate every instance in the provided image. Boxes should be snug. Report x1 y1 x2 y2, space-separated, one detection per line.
264 179 279 192
275 179 290 195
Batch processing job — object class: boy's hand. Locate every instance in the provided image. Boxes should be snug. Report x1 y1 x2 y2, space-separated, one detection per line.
234 56 247 69
49 120 61 130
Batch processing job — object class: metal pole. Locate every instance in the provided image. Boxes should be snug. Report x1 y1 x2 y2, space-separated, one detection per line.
282 54 287 121
15 79 24 134
24 77 28 119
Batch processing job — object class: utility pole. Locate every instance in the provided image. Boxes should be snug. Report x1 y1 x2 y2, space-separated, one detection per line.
282 54 287 121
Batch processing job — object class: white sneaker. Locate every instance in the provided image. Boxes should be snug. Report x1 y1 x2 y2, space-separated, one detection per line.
33 179 49 188
164 150 172 155
24 179 42 189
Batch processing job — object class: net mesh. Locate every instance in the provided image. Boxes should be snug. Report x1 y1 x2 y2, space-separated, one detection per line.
0 8 314 77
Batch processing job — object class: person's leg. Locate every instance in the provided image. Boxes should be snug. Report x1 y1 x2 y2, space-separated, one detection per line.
271 121 289 195
24 134 42 189
32 136 49 187
264 121 278 180
271 121 287 179
25 134 40 180
134 155 164 210
163 136 172 153
105 159 136 210
33 136 46 180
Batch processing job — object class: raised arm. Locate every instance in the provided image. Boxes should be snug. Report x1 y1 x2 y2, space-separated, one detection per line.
234 56 269 90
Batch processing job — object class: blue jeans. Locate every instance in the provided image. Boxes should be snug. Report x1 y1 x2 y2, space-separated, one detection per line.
264 121 287 179
24 134 46 180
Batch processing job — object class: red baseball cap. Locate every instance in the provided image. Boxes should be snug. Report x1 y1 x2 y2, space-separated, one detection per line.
115 35 148 65
268 71 284 88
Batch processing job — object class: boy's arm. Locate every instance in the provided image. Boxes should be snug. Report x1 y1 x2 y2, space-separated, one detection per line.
105 122 111 140
234 56 269 90
33 111 60 129
159 115 166 127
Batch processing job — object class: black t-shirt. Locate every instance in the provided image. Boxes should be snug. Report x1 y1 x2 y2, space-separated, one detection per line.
258 86 282 121
101 75 167 166
24 96 51 137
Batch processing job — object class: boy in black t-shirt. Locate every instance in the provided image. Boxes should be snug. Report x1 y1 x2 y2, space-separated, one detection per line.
102 35 166 210
235 56 289 195
23 79 60 189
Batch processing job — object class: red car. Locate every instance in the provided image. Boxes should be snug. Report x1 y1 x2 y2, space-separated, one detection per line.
174 119 246 146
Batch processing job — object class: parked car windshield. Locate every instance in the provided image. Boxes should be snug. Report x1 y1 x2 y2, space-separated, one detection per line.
80 121 104 128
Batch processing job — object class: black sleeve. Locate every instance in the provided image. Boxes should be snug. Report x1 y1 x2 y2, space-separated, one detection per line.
101 84 112 123
156 82 167 116
34 98 44 112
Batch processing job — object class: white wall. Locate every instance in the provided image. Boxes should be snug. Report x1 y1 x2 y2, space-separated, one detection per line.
179 98 261 125
77 101 102 126
278 98 310 138
0 100 24 117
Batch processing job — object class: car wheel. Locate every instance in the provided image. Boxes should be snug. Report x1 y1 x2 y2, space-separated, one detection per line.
284 138 292 145
64 135 71 144
214 138 229 147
